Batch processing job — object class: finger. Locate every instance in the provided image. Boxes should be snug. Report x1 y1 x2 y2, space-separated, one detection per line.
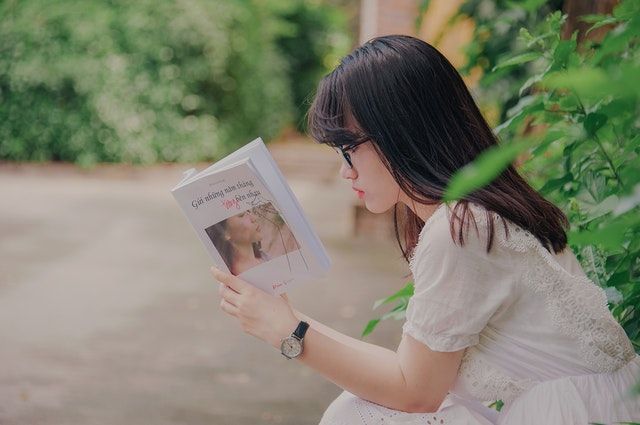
218 282 239 295
211 267 247 294
220 297 239 316
220 284 241 307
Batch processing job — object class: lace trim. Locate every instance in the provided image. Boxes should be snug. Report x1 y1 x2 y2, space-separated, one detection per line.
408 202 635 404
498 224 636 372
457 348 535 403
319 391 453 425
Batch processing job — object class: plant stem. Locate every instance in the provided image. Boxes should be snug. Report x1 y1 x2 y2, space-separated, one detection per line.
592 132 625 189
573 94 625 189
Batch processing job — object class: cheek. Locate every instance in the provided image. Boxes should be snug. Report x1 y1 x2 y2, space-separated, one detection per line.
364 167 400 212
382 172 398 193
375 163 399 195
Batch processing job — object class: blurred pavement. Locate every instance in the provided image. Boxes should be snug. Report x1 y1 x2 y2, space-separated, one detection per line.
0 141 411 425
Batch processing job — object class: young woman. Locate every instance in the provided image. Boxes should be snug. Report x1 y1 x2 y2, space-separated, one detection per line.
212 35 640 424
206 210 267 275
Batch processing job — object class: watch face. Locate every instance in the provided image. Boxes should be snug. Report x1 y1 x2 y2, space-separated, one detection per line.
281 336 302 358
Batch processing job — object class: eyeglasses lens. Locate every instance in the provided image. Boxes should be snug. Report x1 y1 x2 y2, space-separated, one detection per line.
337 147 353 168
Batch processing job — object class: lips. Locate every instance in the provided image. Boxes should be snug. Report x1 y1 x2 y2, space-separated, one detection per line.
353 188 365 199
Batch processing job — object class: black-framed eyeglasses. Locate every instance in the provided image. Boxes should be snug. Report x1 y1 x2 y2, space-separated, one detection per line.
335 141 366 169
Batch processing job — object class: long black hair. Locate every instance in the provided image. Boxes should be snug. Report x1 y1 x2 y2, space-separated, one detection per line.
307 35 568 262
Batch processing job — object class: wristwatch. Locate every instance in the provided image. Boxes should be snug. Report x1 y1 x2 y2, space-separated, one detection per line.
280 321 309 359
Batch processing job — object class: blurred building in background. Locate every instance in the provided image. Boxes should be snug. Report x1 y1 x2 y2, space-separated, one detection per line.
360 0 477 78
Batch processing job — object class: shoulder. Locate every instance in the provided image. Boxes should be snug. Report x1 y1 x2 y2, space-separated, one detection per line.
411 202 496 253
409 201 520 276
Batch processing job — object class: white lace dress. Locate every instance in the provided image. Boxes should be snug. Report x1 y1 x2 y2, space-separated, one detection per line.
319 203 640 425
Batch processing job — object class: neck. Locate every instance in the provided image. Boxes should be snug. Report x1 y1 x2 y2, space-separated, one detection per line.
399 193 441 222
232 242 255 258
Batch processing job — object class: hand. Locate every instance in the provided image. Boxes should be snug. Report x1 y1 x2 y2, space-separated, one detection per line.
211 267 299 349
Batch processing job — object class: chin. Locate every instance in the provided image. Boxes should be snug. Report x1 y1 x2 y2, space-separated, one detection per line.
364 200 394 214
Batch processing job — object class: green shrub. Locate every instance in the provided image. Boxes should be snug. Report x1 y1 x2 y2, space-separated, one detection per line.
0 0 348 165
273 1 350 131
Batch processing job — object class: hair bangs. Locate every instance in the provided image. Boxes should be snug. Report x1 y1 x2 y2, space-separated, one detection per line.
307 70 368 148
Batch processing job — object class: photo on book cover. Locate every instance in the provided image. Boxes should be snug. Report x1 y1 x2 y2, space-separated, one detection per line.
204 202 301 275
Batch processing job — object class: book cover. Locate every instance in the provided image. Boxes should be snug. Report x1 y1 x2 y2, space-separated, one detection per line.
171 138 330 294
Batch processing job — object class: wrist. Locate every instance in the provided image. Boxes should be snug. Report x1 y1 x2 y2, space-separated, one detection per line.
272 314 299 349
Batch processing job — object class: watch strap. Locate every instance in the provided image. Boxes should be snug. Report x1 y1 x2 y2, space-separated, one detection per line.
292 321 309 340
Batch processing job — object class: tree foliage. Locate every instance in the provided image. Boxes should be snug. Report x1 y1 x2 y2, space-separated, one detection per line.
0 0 349 165
273 1 350 132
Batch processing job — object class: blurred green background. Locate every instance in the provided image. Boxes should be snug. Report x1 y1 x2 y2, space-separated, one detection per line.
0 0 352 166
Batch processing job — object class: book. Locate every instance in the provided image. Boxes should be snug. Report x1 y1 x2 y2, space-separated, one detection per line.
171 137 331 294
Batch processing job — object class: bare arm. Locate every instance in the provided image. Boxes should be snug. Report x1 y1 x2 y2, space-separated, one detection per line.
291 308 391 355
291 309 464 413
215 270 464 413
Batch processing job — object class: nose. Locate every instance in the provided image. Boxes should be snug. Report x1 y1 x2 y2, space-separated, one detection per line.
339 161 357 180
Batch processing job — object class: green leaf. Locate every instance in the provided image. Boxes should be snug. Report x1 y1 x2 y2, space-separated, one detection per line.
580 245 609 286
552 36 577 70
544 68 609 100
608 270 631 287
613 184 640 216
380 303 408 321
506 94 540 118
583 113 608 136
582 194 620 220
619 156 640 192
492 52 542 72
557 95 579 111
569 213 640 250
519 72 545 96
530 127 565 156
494 96 544 135
488 399 504 412
586 17 619 35
444 139 531 201
505 0 546 12
539 173 572 195
579 14 611 24
542 65 640 100
363 283 414 337
614 0 640 20
361 319 381 337
372 282 414 310
592 20 639 64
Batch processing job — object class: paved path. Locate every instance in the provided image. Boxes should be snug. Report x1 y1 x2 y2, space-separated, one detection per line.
0 142 410 425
